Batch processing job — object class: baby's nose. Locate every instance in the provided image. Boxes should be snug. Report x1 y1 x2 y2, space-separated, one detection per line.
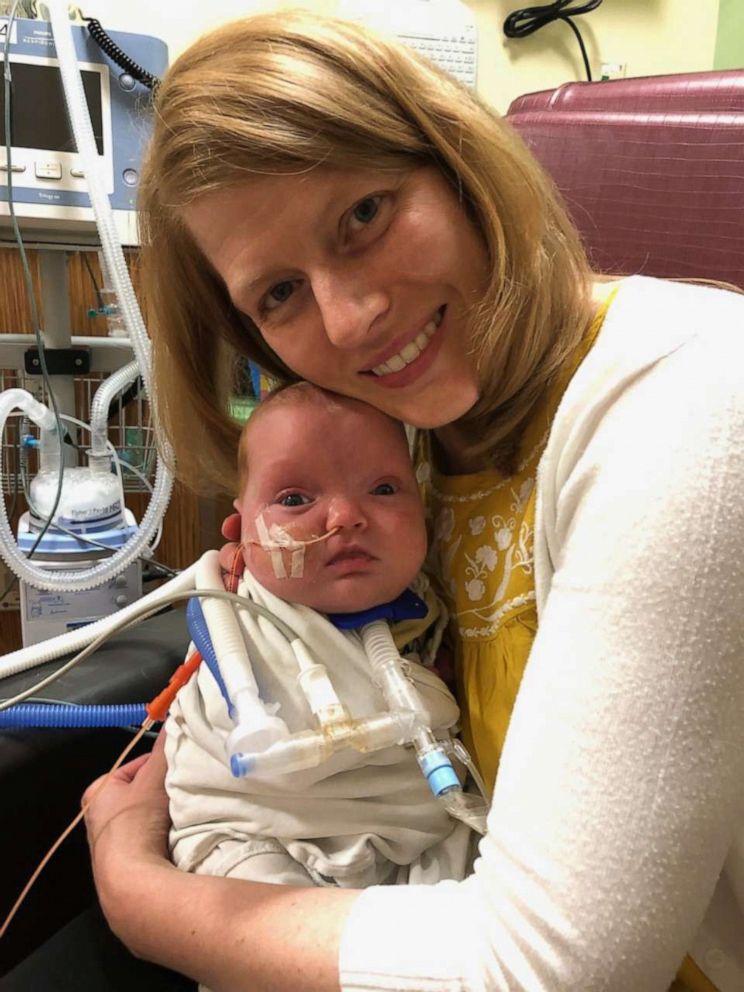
326 496 367 531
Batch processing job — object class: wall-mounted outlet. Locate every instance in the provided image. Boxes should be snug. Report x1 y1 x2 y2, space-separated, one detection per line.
600 61 627 81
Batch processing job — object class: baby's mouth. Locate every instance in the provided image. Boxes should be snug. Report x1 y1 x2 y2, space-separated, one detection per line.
327 547 375 566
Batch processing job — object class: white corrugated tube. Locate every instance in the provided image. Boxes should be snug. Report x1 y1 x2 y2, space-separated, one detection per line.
0 563 198 679
88 359 140 461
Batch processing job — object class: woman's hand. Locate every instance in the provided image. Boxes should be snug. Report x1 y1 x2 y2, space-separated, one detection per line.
82 732 353 990
83 734 174 946
219 511 244 591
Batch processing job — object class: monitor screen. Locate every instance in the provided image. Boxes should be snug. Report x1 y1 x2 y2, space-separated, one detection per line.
0 60 104 155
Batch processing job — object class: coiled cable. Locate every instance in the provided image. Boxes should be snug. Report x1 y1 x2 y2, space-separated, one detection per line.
503 0 603 82
82 15 161 91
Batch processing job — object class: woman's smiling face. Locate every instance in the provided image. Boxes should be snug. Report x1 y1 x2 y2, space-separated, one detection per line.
183 165 489 429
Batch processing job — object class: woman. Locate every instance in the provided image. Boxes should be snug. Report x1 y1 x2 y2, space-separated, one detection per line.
47 10 744 992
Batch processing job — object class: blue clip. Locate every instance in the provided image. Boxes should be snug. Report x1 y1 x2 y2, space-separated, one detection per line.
327 587 428 630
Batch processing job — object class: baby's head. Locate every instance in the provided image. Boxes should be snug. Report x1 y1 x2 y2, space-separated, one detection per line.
235 384 427 614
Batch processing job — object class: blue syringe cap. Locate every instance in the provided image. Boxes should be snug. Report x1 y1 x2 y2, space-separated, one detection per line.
230 752 255 778
419 749 461 797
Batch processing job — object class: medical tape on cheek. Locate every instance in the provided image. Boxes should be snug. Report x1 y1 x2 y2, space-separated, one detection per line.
268 524 306 579
255 514 288 579
290 548 304 578
251 516 342 580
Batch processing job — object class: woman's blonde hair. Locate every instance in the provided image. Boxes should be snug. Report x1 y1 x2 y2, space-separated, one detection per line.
139 10 594 494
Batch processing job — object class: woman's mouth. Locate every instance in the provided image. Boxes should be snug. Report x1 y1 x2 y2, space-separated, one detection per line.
367 306 445 377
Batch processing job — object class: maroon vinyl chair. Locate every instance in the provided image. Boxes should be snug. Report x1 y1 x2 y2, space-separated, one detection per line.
506 70 744 289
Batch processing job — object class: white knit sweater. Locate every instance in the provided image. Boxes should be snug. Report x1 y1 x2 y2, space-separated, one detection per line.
339 276 744 992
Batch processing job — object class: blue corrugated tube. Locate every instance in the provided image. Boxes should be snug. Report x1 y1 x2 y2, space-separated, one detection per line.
186 597 232 711
0 703 147 727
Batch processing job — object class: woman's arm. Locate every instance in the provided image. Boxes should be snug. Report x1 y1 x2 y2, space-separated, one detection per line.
84 736 359 992
337 291 744 990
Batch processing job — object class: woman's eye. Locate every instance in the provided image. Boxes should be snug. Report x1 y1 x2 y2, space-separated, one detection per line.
278 492 311 507
371 482 397 496
263 280 296 312
348 195 382 233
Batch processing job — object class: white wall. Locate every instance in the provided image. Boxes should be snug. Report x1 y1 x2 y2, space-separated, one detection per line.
85 0 721 113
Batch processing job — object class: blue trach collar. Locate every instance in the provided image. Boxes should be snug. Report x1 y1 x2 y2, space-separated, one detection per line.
327 587 428 630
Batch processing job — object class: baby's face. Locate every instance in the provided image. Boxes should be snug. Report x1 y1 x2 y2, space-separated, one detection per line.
235 397 427 614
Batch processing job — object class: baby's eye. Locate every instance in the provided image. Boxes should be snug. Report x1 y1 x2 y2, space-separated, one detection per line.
278 492 311 507
371 482 397 496
348 195 382 233
263 280 296 313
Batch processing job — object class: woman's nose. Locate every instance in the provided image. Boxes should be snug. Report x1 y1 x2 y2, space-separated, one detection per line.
313 268 390 349
326 495 367 532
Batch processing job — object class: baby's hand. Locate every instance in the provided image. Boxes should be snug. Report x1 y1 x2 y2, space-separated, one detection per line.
219 512 244 592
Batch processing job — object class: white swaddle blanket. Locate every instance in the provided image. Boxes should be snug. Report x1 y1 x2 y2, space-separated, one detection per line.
165 570 475 889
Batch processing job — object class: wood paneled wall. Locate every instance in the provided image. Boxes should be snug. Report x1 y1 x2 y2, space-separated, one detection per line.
0 246 219 653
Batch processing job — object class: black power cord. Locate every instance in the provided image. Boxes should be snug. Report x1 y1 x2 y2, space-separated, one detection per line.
82 16 161 91
81 249 104 310
504 1 603 82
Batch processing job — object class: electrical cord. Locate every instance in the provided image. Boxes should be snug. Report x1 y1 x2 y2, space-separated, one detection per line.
80 249 104 310
81 15 161 91
503 0 603 82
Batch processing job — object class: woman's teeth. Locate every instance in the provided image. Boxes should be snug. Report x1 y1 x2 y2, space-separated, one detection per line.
371 309 443 377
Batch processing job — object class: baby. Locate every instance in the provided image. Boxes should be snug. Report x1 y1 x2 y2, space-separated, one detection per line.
164 383 476 892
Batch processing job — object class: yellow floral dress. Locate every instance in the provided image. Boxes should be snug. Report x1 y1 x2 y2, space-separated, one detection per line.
414 298 611 793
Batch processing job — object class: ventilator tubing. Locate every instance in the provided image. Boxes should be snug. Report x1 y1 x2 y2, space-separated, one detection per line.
360 620 488 833
0 546 489 832
0 562 198 681
0 0 176 593
195 552 290 754
222 603 459 806
0 702 147 728
88 360 140 461
360 620 457 786
198 554 419 777
230 711 418 778
193 551 423 777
